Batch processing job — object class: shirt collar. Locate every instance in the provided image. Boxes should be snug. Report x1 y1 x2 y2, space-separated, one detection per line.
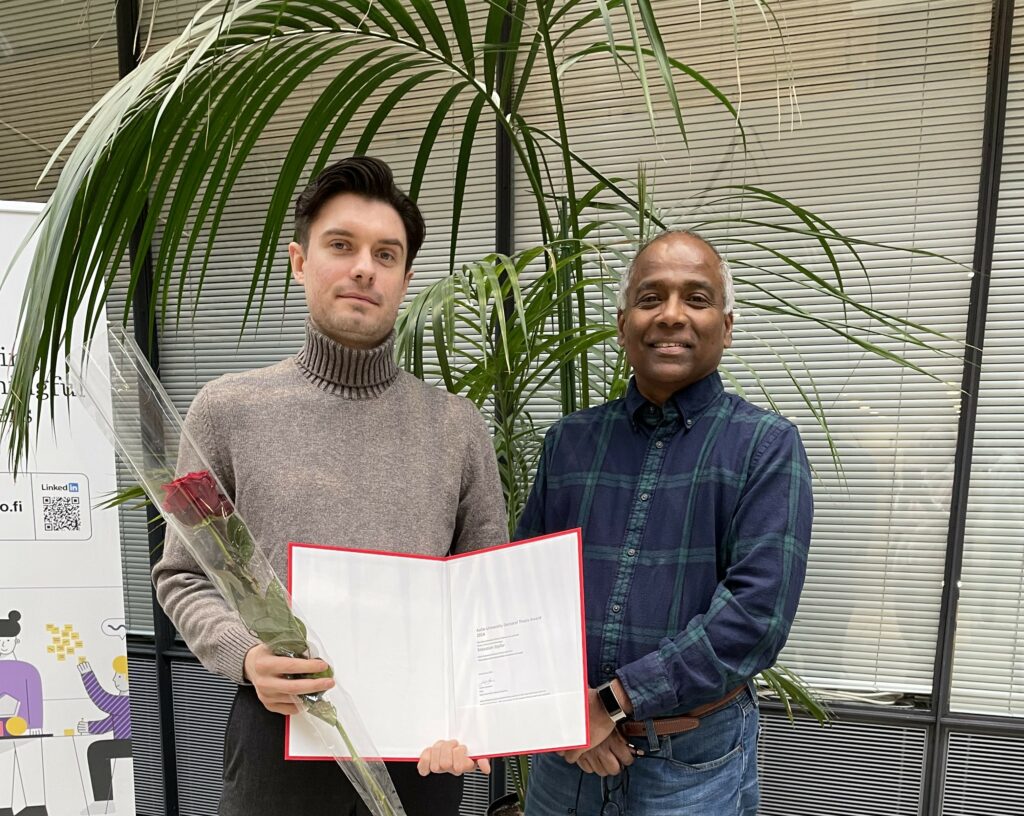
625 370 725 429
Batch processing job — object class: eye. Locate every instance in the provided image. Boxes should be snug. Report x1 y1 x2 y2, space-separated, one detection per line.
377 249 397 263
687 293 712 307
329 239 350 251
636 293 661 307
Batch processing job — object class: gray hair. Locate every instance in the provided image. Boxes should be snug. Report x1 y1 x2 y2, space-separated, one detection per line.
618 229 734 315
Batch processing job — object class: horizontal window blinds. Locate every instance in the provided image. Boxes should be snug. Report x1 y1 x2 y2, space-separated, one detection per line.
515 0 989 693
0 2 118 202
950 0 1024 718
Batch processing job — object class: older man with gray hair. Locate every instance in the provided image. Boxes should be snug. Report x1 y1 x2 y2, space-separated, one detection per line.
516 229 813 815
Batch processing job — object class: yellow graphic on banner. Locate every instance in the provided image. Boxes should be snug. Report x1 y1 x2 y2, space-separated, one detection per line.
46 622 83 662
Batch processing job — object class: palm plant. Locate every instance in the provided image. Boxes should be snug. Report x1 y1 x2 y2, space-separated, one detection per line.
1 0 961 797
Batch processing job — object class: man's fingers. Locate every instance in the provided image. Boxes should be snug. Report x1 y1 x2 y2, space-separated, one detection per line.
431 740 456 774
260 655 331 677
417 741 488 777
417 746 432 777
248 646 329 676
562 748 584 764
607 733 635 767
261 675 335 696
264 700 300 716
595 750 620 777
451 744 474 775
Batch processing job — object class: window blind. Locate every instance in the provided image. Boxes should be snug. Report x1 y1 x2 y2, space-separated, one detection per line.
950 0 1024 717
515 0 990 694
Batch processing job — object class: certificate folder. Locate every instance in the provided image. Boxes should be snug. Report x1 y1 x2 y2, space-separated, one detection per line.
286 529 588 761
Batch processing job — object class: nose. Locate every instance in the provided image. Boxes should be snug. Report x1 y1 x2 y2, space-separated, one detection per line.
657 294 687 326
351 248 376 283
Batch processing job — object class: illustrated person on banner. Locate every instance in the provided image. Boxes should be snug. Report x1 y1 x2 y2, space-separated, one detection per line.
152 156 508 816
513 231 813 815
0 610 48 816
76 657 132 804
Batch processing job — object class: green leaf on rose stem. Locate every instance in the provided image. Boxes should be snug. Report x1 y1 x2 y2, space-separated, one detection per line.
304 695 339 728
210 568 249 609
236 592 306 655
226 514 254 564
247 581 308 656
237 593 269 631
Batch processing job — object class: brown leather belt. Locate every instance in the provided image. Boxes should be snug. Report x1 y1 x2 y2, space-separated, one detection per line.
618 684 748 738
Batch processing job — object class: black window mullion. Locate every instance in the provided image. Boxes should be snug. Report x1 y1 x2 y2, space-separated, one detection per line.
116 0 180 813
922 0 1016 812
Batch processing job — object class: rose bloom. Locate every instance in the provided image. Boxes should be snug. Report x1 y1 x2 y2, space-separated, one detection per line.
162 471 233 526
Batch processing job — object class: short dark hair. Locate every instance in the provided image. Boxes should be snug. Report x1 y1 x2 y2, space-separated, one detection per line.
293 156 425 270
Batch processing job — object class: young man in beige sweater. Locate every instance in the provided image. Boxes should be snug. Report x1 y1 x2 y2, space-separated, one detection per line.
153 156 507 815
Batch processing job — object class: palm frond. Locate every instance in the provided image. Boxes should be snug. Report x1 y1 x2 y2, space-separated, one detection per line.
3 0 749 469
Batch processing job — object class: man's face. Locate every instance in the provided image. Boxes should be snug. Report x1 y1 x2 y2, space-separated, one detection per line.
617 234 733 405
0 636 17 656
289 192 413 349
113 672 129 693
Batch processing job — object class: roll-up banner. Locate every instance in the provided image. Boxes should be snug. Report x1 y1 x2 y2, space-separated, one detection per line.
1 200 136 816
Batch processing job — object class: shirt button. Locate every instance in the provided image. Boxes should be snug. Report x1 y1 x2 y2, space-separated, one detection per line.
640 493 650 501
602 664 614 676
685 419 693 428
627 548 637 557
612 603 622 613
655 440 664 449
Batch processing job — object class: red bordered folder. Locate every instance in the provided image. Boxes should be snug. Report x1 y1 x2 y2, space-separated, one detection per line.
285 529 588 761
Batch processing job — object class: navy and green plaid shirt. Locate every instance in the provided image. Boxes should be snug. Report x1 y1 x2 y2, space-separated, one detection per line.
515 371 812 720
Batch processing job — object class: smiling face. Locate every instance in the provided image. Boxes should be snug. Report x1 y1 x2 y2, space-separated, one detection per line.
0 636 17 656
289 192 414 349
617 233 733 405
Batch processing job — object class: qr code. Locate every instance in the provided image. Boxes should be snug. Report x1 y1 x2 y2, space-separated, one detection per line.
42 495 81 532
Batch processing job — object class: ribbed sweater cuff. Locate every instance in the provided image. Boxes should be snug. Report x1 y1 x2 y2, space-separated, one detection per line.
215 625 262 685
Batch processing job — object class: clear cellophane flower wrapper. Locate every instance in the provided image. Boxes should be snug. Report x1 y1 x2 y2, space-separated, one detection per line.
69 325 407 816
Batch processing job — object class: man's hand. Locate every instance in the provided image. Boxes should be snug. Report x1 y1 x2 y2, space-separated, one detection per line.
243 643 334 716
576 730 635 777
77 718 90 735
561 681 632 764
416 740 491 777
77 661 91 675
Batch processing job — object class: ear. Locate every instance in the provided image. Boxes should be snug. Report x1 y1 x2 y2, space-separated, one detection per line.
402 267 414 296
616 309 626 347
723 311 734 349
288 241 307 285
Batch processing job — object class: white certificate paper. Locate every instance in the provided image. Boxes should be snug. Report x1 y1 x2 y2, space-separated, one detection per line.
286 529 588 761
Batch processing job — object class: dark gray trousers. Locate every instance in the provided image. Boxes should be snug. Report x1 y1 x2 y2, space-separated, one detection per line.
219 685 462 816
87 738 133 801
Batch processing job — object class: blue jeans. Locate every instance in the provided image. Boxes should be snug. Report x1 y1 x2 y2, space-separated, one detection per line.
525 687 760 816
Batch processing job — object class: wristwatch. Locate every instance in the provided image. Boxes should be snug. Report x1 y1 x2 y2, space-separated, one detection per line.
596 681 628 723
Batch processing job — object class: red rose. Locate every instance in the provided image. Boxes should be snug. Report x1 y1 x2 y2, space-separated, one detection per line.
161 471 233 526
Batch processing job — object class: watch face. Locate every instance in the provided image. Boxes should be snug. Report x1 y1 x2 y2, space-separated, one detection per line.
598 683 624 720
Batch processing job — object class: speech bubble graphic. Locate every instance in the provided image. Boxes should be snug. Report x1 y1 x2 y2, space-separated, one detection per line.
101 618 127 639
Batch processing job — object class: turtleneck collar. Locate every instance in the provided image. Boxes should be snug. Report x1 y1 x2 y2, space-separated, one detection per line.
295 318 400 399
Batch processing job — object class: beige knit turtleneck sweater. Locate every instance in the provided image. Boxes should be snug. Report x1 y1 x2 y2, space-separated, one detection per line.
152 320 508 684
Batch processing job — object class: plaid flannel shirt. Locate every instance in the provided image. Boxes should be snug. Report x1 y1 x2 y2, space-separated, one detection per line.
515 371 813 720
